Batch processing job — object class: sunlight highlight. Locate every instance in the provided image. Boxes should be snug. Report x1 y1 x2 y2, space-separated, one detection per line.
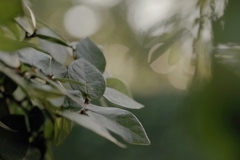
64 5 101 38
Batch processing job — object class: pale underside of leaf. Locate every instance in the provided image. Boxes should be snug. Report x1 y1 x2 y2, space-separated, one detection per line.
0 51 20 68
103 87 144 109
23 1 36 28
60 111 126 148
15 16 34 36
106 78 132 97
18 47 52 70
38 27 73 65
86 104 150 145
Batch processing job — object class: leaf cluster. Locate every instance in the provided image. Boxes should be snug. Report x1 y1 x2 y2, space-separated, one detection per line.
0 2 150 160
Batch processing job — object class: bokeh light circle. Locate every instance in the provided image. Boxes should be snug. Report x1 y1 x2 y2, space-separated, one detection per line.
64 5 101 38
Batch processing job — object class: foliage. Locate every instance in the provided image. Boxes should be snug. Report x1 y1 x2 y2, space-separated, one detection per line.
0 2 150 160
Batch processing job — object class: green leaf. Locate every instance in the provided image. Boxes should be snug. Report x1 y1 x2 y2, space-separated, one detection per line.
60 110 126 148
106 78 132 97
0 24 16 39
63 90 84 110
86 104 150 145
0 115 29 160
52 113 73 146
4 20 25 41
0 51 20 68
43 111 54 140
18 47 51 70
0 0 23 22
68 58 106 99
103 87 144 109
0 35 35 52
41 59 67 78
76 37 106 73
15 16 35 36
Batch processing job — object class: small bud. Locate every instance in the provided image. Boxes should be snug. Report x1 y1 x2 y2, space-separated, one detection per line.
80 109 86 114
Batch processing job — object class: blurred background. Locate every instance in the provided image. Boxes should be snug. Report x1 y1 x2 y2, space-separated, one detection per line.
27 0 240 159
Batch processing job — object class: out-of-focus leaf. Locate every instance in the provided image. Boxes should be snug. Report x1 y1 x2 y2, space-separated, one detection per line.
0 51 20 68
76 37 106 73
0 62 26 89
2 76 18 95
168 42 182 65
28 107 45 132
35 20 68 44
23 1 36 29
48 96 65 107
24 147 41 160
30 134 46 159
0 0 23 22
60 110 126 148
41 59 67 78
38 27 73 65
44 142 54 160
15 16 35 36
37 34 70 47
0 121 17 132
0 99 9 119
8 101 25 116
4 20 24 41
0 115 29 160
0 35 35 52
106 78 132 97
103 87 144 109
12 87 26 102
86 104 150 145
68 58 106 99
18 47 52 70
0 25 16 40
149 29 187 64
52 113 73 146
43 111 54 140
